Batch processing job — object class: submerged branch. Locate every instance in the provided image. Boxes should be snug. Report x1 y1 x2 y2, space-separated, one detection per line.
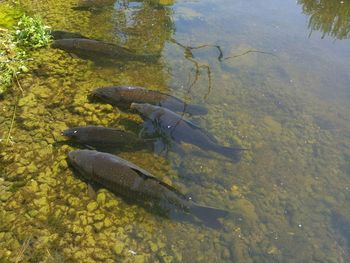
170 38 213 98
14 73 24 94
14 235 32 263
170 38 275 101
170 38 224 61
5 97 18 145
3 76 23 145
5 104 17 145
223 49 277 61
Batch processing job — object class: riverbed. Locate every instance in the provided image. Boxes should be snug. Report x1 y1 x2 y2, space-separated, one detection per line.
0 0 350 262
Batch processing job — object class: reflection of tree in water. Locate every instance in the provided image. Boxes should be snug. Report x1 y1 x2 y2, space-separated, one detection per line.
109 1 215 95
298 0 350 39
112 0 175 52
87 1 274 97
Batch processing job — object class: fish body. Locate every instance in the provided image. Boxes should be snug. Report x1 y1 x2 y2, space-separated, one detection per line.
68 149 228 227
73 0 116 10
51 38 160 62
91 86 207 115
51 30 88 40
131 103 242 161
62 126 146 150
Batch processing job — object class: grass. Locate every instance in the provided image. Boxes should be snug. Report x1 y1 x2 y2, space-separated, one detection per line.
13 14 52 49
0 14 52 95
14 235 32 263
0 13 52 146
5 99 17 145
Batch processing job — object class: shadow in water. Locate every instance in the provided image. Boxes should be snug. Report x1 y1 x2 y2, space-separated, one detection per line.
331 210 350 256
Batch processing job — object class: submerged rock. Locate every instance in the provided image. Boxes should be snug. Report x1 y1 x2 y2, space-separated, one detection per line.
263 115 282 134
87 201 98 212
113 242 125 254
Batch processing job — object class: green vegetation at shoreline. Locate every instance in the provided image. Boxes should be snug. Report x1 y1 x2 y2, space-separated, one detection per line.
0 11 52 95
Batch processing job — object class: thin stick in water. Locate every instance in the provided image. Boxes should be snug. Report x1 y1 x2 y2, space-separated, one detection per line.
5 101 17 145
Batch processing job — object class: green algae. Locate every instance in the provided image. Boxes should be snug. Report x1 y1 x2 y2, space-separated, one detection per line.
86 201 98 212
0 8 51 95
0 3 22 29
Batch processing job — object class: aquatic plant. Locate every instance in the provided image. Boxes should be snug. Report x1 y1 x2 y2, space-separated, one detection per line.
13 15 51 49
0 15 51 95
0 28 26 95
0 3 22 29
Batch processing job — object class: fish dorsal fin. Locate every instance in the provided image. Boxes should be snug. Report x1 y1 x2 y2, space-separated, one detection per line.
112 155 188 200
129 167 188 200
85 144 96 150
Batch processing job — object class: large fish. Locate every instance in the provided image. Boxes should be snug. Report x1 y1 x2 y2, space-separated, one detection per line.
62 126 150 151
73 0 116 10
73 0 167 11
51 30 88 40
68 149 228 228
91 86 208 115
51 38 160 62
131 103 244 161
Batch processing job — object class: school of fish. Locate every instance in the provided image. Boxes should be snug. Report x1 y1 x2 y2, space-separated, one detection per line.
53 26 246 228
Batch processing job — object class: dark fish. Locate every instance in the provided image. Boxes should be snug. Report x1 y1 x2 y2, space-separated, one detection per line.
68 149 228 228
51 38 160 62
73 0 115 10
131 103 243 161
62 126 149 151
51 30 88 40
91 86 208 115
331 210 350 254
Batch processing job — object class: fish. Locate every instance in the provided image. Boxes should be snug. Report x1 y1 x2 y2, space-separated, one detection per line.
68 149 228 228
331 210 350 254
62 126 151 151
51 38 160 62
73 0 116 10
91 86 208 115
51 30 88 40
130 103 244 161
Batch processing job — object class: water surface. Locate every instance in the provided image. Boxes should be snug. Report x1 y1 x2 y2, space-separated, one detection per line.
1 0 350 262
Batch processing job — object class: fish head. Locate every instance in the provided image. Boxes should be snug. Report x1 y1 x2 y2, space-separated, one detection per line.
130 103 159 118
62 127 85 142
91 87 121 104
51 40 60 48
68 150 97 179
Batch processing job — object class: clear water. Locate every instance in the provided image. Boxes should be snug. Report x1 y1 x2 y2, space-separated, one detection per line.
1 0 350 262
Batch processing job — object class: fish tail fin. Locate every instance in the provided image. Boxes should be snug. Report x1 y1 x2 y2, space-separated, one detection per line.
214 146 246 162
139 53 161 63
189 204 229 229
140 138 158 151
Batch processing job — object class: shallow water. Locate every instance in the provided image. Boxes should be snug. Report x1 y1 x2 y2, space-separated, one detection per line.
1 0 350 262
